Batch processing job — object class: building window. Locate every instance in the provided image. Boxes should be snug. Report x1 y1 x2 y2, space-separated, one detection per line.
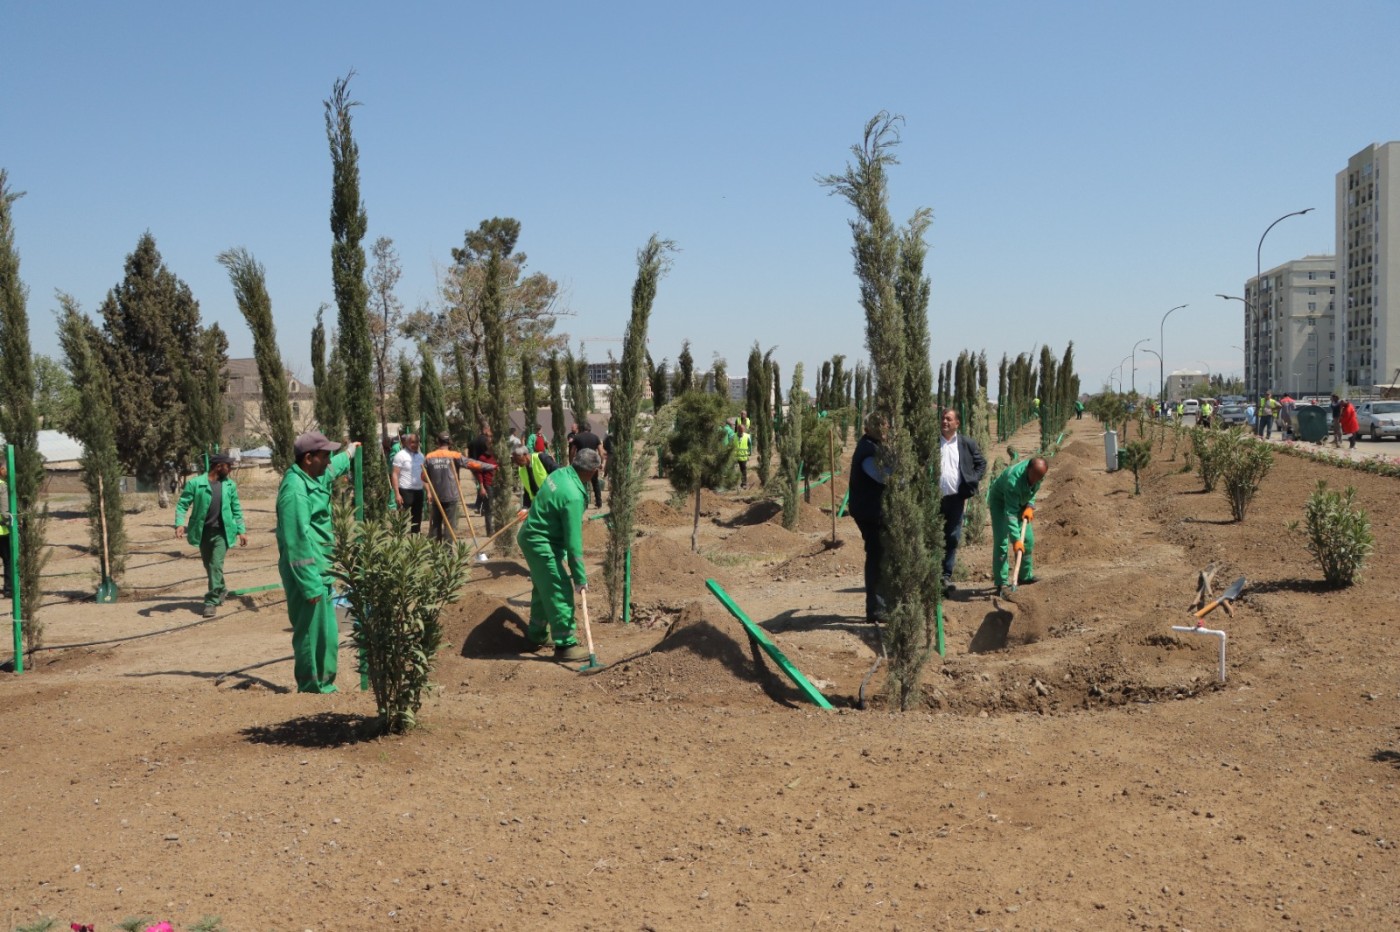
1307 272 1316 280
1308 302 1317 311
292 402 301 417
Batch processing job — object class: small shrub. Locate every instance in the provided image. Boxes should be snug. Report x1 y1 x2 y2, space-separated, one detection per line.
332 507 472 734
1217 430 1273 522
1290 480 1373 587
1191 426 1224 492
1122 439 1152 495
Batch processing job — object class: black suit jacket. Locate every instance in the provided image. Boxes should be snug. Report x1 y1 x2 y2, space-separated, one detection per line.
944 434 987 501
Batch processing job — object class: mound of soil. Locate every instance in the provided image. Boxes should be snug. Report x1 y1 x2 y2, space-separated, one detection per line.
581 515 610 550
636 498 686 527
769 500 833 534
1060 438 1097 460
630 534 731 602
774 538 863 580
721 523 808 556
596 600 801 707
439 591 535 657
727 499 782 527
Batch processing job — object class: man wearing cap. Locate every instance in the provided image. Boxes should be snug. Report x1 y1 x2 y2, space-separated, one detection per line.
989 455 1048 597
175 453 248 618
277 431 361 693
423 432 498 542
517 448 600 662
512 443 559 510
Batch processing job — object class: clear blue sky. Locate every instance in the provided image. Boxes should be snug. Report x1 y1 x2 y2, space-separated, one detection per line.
5 0 1395 400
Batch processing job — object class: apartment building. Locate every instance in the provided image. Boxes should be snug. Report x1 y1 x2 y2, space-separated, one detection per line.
1336 141 1400 391
1243 255 1336 397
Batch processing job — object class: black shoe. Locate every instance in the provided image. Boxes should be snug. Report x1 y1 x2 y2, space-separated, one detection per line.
941 576 956 593
202 604 217 618
555 643 589 662
1019 576 1038 586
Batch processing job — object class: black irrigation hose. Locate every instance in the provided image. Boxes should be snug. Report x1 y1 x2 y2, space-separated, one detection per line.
25 592 289 654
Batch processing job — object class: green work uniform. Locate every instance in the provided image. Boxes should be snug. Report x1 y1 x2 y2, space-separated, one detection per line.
175 472 247 608
276 452 351 693
516 466 588 648
988 458 1042 587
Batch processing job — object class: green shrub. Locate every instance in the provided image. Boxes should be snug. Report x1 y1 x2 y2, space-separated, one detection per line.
1216 430 1273 522
1290 481 1373 587
1122 439 1152 495
1190 426 1225 492
332 508 472 734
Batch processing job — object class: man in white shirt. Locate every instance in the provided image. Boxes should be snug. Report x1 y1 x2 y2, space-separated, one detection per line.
391 433 426 533
937 409 987 593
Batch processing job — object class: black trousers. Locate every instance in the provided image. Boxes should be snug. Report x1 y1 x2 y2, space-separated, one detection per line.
399 487 424 534
940 494 966 581
853 513 884 621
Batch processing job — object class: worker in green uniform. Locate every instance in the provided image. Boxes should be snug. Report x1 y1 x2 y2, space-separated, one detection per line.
276 431 361 693
174 453 247 617
988 456 1048 596
516 447 602 662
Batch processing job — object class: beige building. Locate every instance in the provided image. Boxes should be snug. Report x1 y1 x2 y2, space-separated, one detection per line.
1336 141 1400 391
222 358 317 445
1166 369 1206 403
1243 255 1336 397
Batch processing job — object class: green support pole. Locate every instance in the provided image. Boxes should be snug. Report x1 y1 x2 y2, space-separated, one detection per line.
228 582 283 597
7 444 21 674
622 548 631 626
351 446 367 691
936 601 945 658
705 578 833 710
836 488 850 518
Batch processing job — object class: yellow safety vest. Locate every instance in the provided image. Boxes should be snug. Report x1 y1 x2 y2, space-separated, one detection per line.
734 434 752 461
517 454 550 502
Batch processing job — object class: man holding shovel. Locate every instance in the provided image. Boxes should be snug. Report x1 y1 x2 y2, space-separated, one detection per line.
989 456 1048 597
174 453 247 618
517 447 601 662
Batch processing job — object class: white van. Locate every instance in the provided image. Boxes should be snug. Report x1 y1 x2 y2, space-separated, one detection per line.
1182 399 1200 416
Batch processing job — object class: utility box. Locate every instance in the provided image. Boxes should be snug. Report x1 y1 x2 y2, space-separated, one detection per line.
1294 405 1329 443
1105 430 1119 472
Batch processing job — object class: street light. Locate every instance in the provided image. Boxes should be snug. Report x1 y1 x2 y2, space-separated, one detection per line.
1131 338 1151 395
1241 209 1315 398
1140 349 1162 408
1316 353 1334 396
1158 304 1187 408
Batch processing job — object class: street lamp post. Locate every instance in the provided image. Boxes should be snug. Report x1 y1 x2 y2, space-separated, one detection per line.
1131 338 1150 395
1244 209 1315 399
1140 348 1162 408
1159 304 1187 408
1316 354 1334 396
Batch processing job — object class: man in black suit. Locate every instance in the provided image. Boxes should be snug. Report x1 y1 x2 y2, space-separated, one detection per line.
937 409 987 592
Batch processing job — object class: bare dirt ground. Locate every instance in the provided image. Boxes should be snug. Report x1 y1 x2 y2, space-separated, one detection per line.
3 417 1400 930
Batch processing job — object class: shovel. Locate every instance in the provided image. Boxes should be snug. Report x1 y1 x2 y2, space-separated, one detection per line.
1006 516 1030 594
1194 576 1246 619
96 475 117 603
576 587 603 672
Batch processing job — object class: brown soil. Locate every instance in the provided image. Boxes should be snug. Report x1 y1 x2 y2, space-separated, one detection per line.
6 418 1400 929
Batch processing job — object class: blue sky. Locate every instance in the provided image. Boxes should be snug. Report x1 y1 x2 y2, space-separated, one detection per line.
4 0 1394 400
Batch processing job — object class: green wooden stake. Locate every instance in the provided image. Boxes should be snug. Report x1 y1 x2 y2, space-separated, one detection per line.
622 548 631 626
7 444 21 674
836 488 850 518
705 579 833 710
936 601 945 657
351 445 367 691
228 582 283 597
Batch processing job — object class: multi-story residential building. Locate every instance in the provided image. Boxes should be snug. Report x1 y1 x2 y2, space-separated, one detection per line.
1336 141 1400 391
1243 255 1336 397
1166 369 1206 403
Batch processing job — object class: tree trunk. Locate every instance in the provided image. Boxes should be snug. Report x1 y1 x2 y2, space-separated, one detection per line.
692 487 701 553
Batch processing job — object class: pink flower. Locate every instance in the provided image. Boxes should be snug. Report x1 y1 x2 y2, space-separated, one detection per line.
145 924 175 932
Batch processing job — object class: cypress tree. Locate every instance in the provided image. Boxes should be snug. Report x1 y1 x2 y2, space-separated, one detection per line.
453 343 479 440
605 235 673 620
220 248 293 472
565 347 590 426
58 296 126 578
418 344 447 439
395 352 417 437
325 71 387 517
186 325 228 459
711 357 728 402
548 352 567 460
311 306 333 433
0 171 48 649
367 235 404 442
325 335 348 441
520 351 540 439
674 340 694 395
758 348 777 486
746 344 768 486
470 217 521 544
777 364 804 529
897 210 941 594
646 352 669 410
820 112 938 710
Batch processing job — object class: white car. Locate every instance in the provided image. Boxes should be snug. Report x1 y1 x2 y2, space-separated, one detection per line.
1358 401 1400 440
1182 399 1200 416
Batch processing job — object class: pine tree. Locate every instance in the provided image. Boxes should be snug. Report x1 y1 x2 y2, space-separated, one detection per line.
0 171 48 650
605 235 674 619
220 248 293 472
325 71 387 517
419 345 448 439
58 296 126 578
548 352 567 460
667 390 732 552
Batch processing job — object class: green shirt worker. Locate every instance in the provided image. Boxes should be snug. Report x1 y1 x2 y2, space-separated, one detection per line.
174 453 248 617
276 431 360 693
516 447 600 663
988 456 1048 596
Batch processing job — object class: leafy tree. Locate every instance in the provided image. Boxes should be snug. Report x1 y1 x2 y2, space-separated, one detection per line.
673 340 694 395
220 248 292 471
605 235 673 620
332 507 471 734
367 235 405 441
472 217 523 544
58 295 126 577
418 344 447 439
32 354 78 432
667 390 733 552
325 71 387 517
821 112 939 710
565 346 590 426
395 352 417 433
548 352 567 460
98 232 204 505
0 170 48 649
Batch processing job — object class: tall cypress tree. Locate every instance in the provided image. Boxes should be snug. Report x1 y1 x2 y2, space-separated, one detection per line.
187 325 228 459
520 351 540 437
0 171 47 649
470 217 522 542
311 306 333 433
418 344 447 439
565 347 590 426
674 340 694 395
220 248 293 472
58 296 126 578
325 71 386 516
777 364 804 530
396 352 418 436
548 352 567 460
646 352 669 410
453 343 479 441
605 235 673 619
897 209 942 594
746 344 770 486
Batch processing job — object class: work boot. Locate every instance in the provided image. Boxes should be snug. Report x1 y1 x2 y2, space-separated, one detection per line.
202 604 217 618
555 643 589 663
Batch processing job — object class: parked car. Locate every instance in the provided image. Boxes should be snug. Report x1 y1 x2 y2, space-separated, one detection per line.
1358 400 1400 440
1218 403 1248 426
